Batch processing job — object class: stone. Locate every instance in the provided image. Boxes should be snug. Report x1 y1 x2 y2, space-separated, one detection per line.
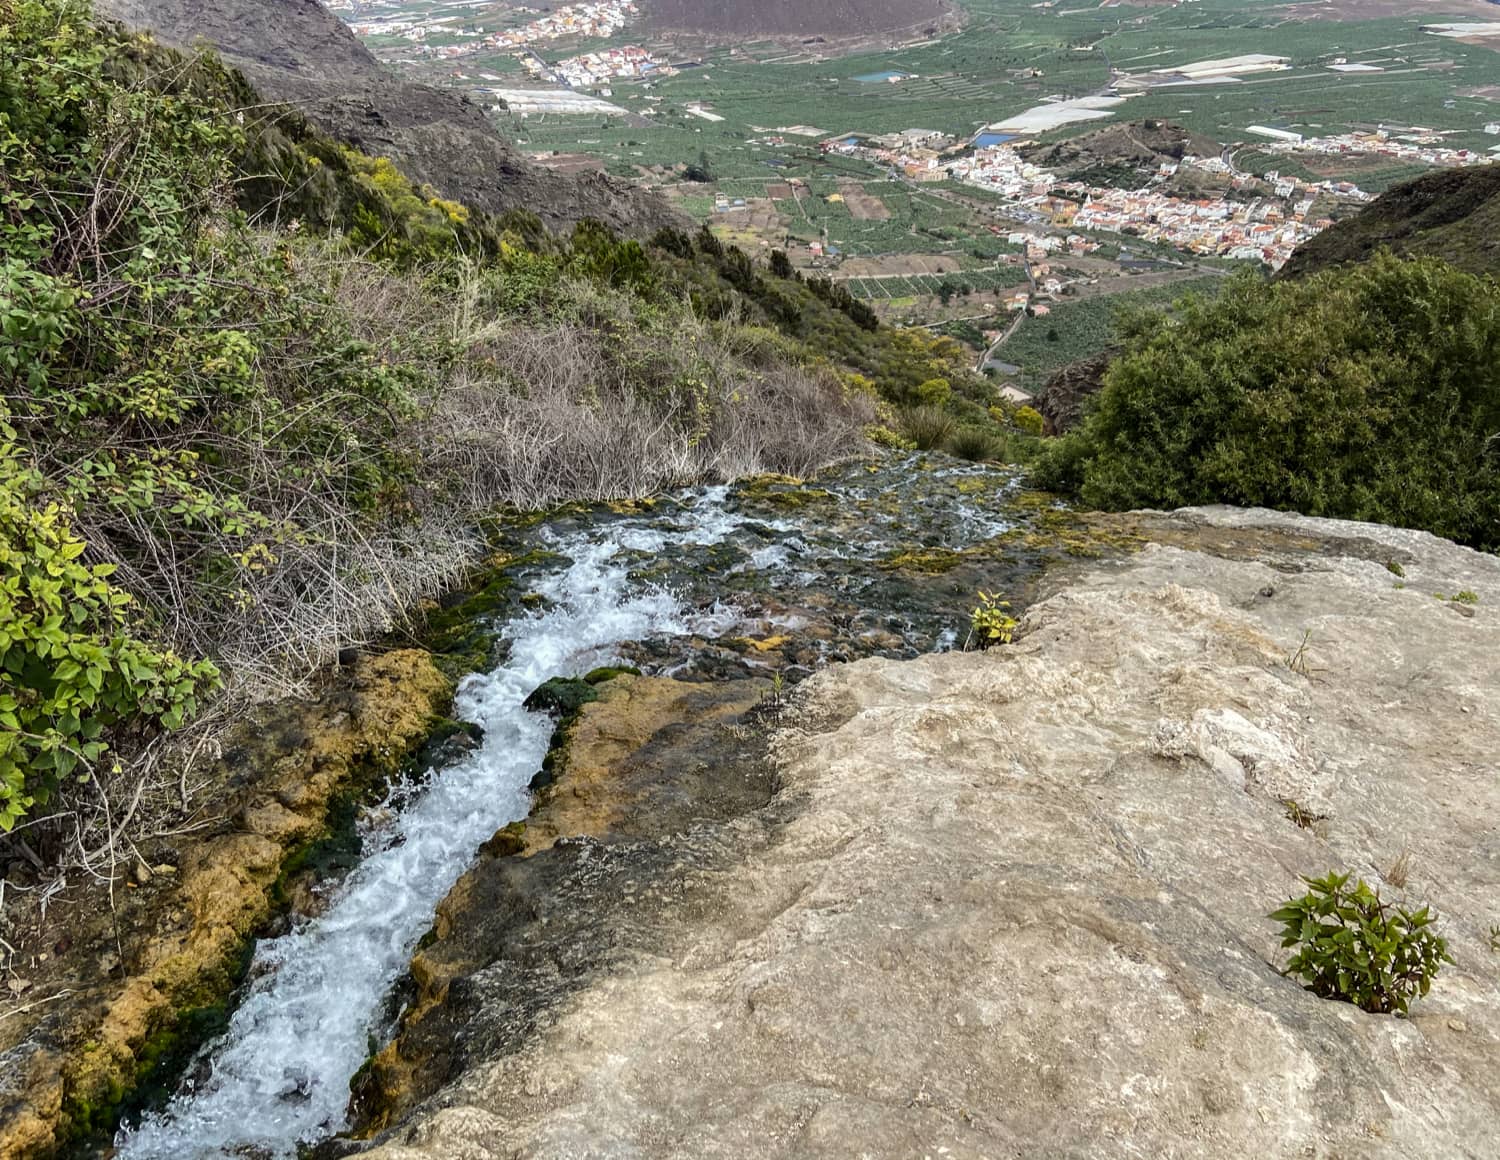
361 508 1500 1159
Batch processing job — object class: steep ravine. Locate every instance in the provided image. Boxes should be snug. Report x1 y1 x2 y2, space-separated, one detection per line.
355 508 1500 1159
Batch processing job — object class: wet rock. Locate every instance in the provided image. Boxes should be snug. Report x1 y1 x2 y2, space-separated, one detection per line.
358 509 1500 1160
351 674 775 1135
0 651 454 1159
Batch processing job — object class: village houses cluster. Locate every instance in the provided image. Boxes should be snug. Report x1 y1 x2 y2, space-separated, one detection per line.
528 44 661 87
337 0 639 62
1250 127 1491 170
824 132 1386 269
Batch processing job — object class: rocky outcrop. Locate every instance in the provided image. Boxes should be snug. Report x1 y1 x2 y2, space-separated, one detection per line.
96 0 683 235
1035 349 1114 434
1281 164 1500 280
0 652 454 1158
358 508 1499 1158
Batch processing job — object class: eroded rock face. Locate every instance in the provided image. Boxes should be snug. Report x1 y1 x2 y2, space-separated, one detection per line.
96 0 683 235
362 509 1500 1159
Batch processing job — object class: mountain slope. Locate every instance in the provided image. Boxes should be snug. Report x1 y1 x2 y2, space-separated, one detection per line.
97 0 682 234
1280 164 1500 279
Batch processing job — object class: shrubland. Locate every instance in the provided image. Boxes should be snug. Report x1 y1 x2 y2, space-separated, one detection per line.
3 0 972 864
1035 255 1500 551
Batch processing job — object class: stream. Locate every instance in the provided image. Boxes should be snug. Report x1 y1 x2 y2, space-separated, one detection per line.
113 457 1063 1159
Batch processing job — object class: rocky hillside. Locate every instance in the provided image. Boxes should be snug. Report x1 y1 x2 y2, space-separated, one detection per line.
644 0 959 41
1281 164 1500 278
96 0 681 234
355 506 1499 1158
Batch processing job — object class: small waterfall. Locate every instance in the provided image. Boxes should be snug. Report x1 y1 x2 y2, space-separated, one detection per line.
114 460 1023 1159
115 492 765 1159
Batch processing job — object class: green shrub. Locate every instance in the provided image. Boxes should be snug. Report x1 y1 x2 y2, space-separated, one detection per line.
0 457 218 829
1035 255 1500 550
916 377 953 407
945 427 1007 463
900 406 957 451
1013 405 1045 436
968 591 1017 650
1270 871 1452 1015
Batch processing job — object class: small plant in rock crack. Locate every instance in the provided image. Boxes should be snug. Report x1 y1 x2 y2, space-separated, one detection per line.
1270 871 1452 1015
759 669 787 718
1284 630 1323 678
1281 798 1328 831
1489 925 1500 955
968 591 1018 651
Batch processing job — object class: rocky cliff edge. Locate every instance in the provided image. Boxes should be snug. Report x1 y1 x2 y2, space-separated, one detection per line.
361 506 1499 1159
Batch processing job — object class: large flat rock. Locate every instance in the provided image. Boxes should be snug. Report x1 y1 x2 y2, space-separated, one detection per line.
364 508 1500 1159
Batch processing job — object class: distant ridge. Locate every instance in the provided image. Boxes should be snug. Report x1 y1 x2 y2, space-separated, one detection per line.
97 0 682 234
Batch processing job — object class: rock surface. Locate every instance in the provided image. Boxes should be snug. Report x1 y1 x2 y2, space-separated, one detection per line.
361 508 1500 1159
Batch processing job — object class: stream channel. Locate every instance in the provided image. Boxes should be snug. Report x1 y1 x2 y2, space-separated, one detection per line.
112 456 1080 1158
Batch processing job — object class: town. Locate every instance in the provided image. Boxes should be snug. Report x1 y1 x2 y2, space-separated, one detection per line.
329 0 640 62
819 125 1494 269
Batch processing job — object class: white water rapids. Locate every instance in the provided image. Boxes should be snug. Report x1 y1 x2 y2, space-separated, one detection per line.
115 490 757 1159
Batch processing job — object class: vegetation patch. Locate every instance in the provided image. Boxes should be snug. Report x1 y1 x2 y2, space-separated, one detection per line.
1037 256 1500 552
1270 871 1452 1015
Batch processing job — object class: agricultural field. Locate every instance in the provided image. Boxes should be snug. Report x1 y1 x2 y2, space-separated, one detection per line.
340 0 1500 335
992 273 1229 393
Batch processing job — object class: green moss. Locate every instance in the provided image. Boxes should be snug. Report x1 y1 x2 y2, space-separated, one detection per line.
882 547 965 574
61 938 256 1154
584 665 641 685
479 820 528 858
523 677 600 719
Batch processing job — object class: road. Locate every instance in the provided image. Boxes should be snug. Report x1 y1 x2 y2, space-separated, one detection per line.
974 254 1034 374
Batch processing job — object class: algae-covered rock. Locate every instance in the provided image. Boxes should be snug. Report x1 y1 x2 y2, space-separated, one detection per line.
0 651 454 1159
359 510 1500 1160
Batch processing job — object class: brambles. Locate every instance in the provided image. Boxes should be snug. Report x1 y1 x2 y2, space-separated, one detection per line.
968 591 1018 650
1270 871 1452 1015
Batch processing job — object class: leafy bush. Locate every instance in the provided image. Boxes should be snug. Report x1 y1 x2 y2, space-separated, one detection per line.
968 591 1018 650
0 462 219 830
1270 871 1452 1015
1035 255 1500 550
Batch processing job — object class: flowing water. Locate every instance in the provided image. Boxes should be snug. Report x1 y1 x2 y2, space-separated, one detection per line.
114 457 1061 1159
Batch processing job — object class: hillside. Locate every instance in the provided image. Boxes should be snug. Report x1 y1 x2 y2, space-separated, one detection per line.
95 0 681 234
643 0 959 41
1280 164 1500 278
1024 119 1222 186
